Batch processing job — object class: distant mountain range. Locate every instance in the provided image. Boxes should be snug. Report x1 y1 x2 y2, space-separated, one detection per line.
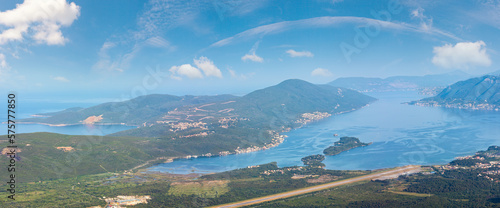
328 71 472 93
408 75 500 111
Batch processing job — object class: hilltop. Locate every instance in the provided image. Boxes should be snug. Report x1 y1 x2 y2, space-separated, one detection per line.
408 75 500 111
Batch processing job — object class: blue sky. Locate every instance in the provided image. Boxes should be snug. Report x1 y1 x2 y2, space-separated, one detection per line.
0 0 499 101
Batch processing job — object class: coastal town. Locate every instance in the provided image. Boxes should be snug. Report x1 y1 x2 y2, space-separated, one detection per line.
411 101 500 111
179 130 287 159
295 111 331 125
435 146 500 182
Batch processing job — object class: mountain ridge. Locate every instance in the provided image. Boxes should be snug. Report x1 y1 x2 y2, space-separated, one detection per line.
408 75 500 111
328 71 472 93
21 79 376 129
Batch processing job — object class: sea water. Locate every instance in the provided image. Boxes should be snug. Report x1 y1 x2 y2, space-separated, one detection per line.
0 100 136 136
148 91 500 174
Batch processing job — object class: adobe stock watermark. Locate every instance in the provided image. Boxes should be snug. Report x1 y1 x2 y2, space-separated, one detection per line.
395 136 445 166
212 0 243 22
340 0 402 63
110 65 170 120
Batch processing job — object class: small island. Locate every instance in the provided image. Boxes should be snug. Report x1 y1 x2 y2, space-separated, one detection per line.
323 137 371 156
301 154 326 168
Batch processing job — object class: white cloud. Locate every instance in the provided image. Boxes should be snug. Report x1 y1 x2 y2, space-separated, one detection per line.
169 64 204 79
228 69 237 77
0 53 6 68
286 49 314 57
194 56 222 78
213 0 268 21
472 1 500 30
411 7 425 19
145 36 174 48
94 37 175 72
95 0 266 73
228 68 254 80
52 76 69 82
136 0 267 39
0 0 80 45
311 68 333 77
432 41 491 69
241 41 263 62
0 53 14 82
169 56 222 80
317 0 343 4
410 7 433 32
211 16 459 47
93 41 124 72
241 53 263 62
0 53 8 81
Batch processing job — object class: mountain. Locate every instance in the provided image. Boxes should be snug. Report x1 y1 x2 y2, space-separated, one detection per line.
111 79 376 137
408 75 500 111
202 79 377 128
18 80 375 158
328 71 472 92
487 69 500 76
5 79 376 182
20 94 238 125
21 79 375 129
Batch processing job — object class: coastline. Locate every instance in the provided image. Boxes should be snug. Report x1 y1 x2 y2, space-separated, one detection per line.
407 101 500 111
141 103 374 173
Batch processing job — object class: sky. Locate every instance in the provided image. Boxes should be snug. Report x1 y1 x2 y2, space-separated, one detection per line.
0 0 499 102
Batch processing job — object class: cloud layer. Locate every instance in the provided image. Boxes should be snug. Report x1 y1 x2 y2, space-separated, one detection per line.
0 0 80 45
432 41 491 69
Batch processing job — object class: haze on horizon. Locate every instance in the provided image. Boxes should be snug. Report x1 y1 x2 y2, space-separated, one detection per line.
0 0 499 100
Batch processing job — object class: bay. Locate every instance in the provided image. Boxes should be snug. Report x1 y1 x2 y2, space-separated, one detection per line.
148 91 500 174
1 100 136 136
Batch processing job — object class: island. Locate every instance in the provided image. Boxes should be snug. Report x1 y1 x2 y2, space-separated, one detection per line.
301 154 326 168
323 136 371 156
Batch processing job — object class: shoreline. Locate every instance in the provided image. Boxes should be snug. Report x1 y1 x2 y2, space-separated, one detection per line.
407 101 500 111
141 103 374 173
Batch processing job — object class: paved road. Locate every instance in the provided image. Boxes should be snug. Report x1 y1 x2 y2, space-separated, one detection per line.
209 165 420 208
